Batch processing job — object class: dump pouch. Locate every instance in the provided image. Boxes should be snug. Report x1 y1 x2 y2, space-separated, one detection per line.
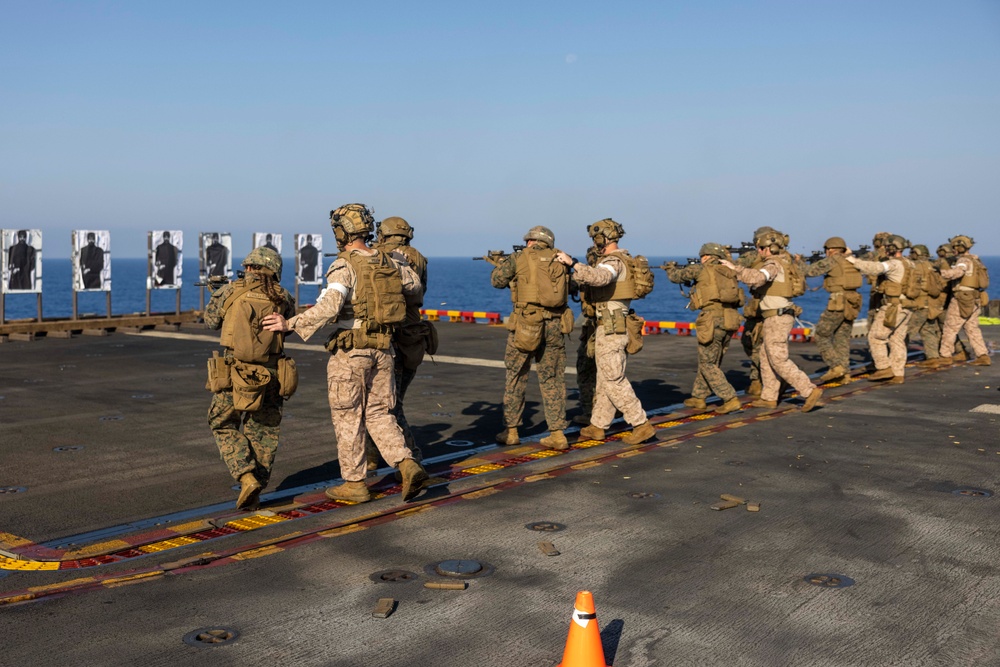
277 356 298 399
625 312 645 354
884 302 900 329
722 307 742 333
560 307 575 336
843 291 863 321
513 307 545 353
695 311 714 345
981 290 990 308
205 351 232 393
955 290 978 319
743 298 760 319
231 362 271 412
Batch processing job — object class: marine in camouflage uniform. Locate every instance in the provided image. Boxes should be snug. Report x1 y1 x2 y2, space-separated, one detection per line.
903 245 943 365
491 226 571 451
725 231 823 411
937 235 991 366
846 235 913 382
573 244 600 425
927 244 967 363
366 216 430 466
205 247 296 510
664 243 743 414
737 226 786 396
804 237 863 383
263 203 429 504
555 218 656 445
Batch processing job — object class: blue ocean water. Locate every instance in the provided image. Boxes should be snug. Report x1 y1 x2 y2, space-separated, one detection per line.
3 256 998 327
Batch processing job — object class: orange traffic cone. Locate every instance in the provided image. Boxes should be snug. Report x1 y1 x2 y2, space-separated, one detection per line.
557 590 609 667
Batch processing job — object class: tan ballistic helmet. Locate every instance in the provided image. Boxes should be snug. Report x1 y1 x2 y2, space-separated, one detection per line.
949 234 974 251
910 244 929 258
523 225 556 247
588 218 625 243
823 236 848 250
243 246 282 280
885 235 909 253
330 203 376 235
872 231 892 248
752 226 775 240
378 216 414 240
757 230 786 252
937 243 954 256
699 242 729 260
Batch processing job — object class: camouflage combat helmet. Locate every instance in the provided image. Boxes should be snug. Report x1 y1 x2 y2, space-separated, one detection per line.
243 246 282 280
699 242 729 260
378 216 414 241
885 235 909 253
910 244 930 258
937 243 954 256
752 226 775 240
872 231 892 248
330 203 375 247
757 230 786 251
949 234 974 251
588 218 625 245
523 225 555 247
823 236 848 250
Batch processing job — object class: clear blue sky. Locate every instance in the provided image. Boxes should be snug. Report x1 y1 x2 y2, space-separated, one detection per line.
2 1 998 258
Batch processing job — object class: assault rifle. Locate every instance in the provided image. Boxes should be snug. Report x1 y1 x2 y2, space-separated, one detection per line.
724 241 757 257
473 245 525 267
193 270 244 288
805 243 872 264
658 258 701 271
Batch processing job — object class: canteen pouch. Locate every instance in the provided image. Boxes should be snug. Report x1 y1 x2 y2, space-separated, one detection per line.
513 307 544 353
955 290 978 319
625 312 645 354
560 307 575 335
277 356 298 399
695 311 714 345
884 302 900 329
843 292 863 321
231 362 270 412
205 351 232 393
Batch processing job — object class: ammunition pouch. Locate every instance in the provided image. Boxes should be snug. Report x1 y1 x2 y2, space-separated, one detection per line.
761 305 801 319
743 298 760 319
955 290 978 319
277 356 298 399
325 328 357 353
826 290 846 312
598 306 627 336
560 307 575 336
205 351 233 393
843 291 862 321
625 312 644 355
722 307 742 333
231 361 271 412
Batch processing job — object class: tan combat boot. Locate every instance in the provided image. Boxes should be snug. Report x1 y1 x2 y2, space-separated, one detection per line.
886 376 905 384
622 421 656 445
817 365 846 384
868 368 894 381
496 427 519 446
802 387 824 412
540 430 569 451
750 398 778 409
578 425 605 441
971 354 992 366
747 380 763 397
954 349 968 362
714 397 742 414
399 458 430 502
236 472 262 510
325 481 371 503
919 357 940 368
683 397 707 410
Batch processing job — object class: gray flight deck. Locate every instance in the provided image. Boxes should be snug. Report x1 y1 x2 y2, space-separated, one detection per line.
1 320 998 666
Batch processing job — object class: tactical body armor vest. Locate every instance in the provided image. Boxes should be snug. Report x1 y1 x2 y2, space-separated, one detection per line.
757 252 804 299
339 249 406 350
822 255 863 293
587 250 638 303
689 261 743 311
957 254 989 291
219 276 287 365
510 246 569 309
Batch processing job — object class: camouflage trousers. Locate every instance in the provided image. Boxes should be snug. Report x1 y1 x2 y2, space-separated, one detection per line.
741 316 763 383
813 309 854 371
940 298 987 358
575 318 597 419
591 328 646 429
503 318 568 432
365 355 420 466
906 308 940 360
692 315 737 402
327 347 415 483
208 373 283 487
760 314 816 403
868 305 912 377
932 308 966 357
